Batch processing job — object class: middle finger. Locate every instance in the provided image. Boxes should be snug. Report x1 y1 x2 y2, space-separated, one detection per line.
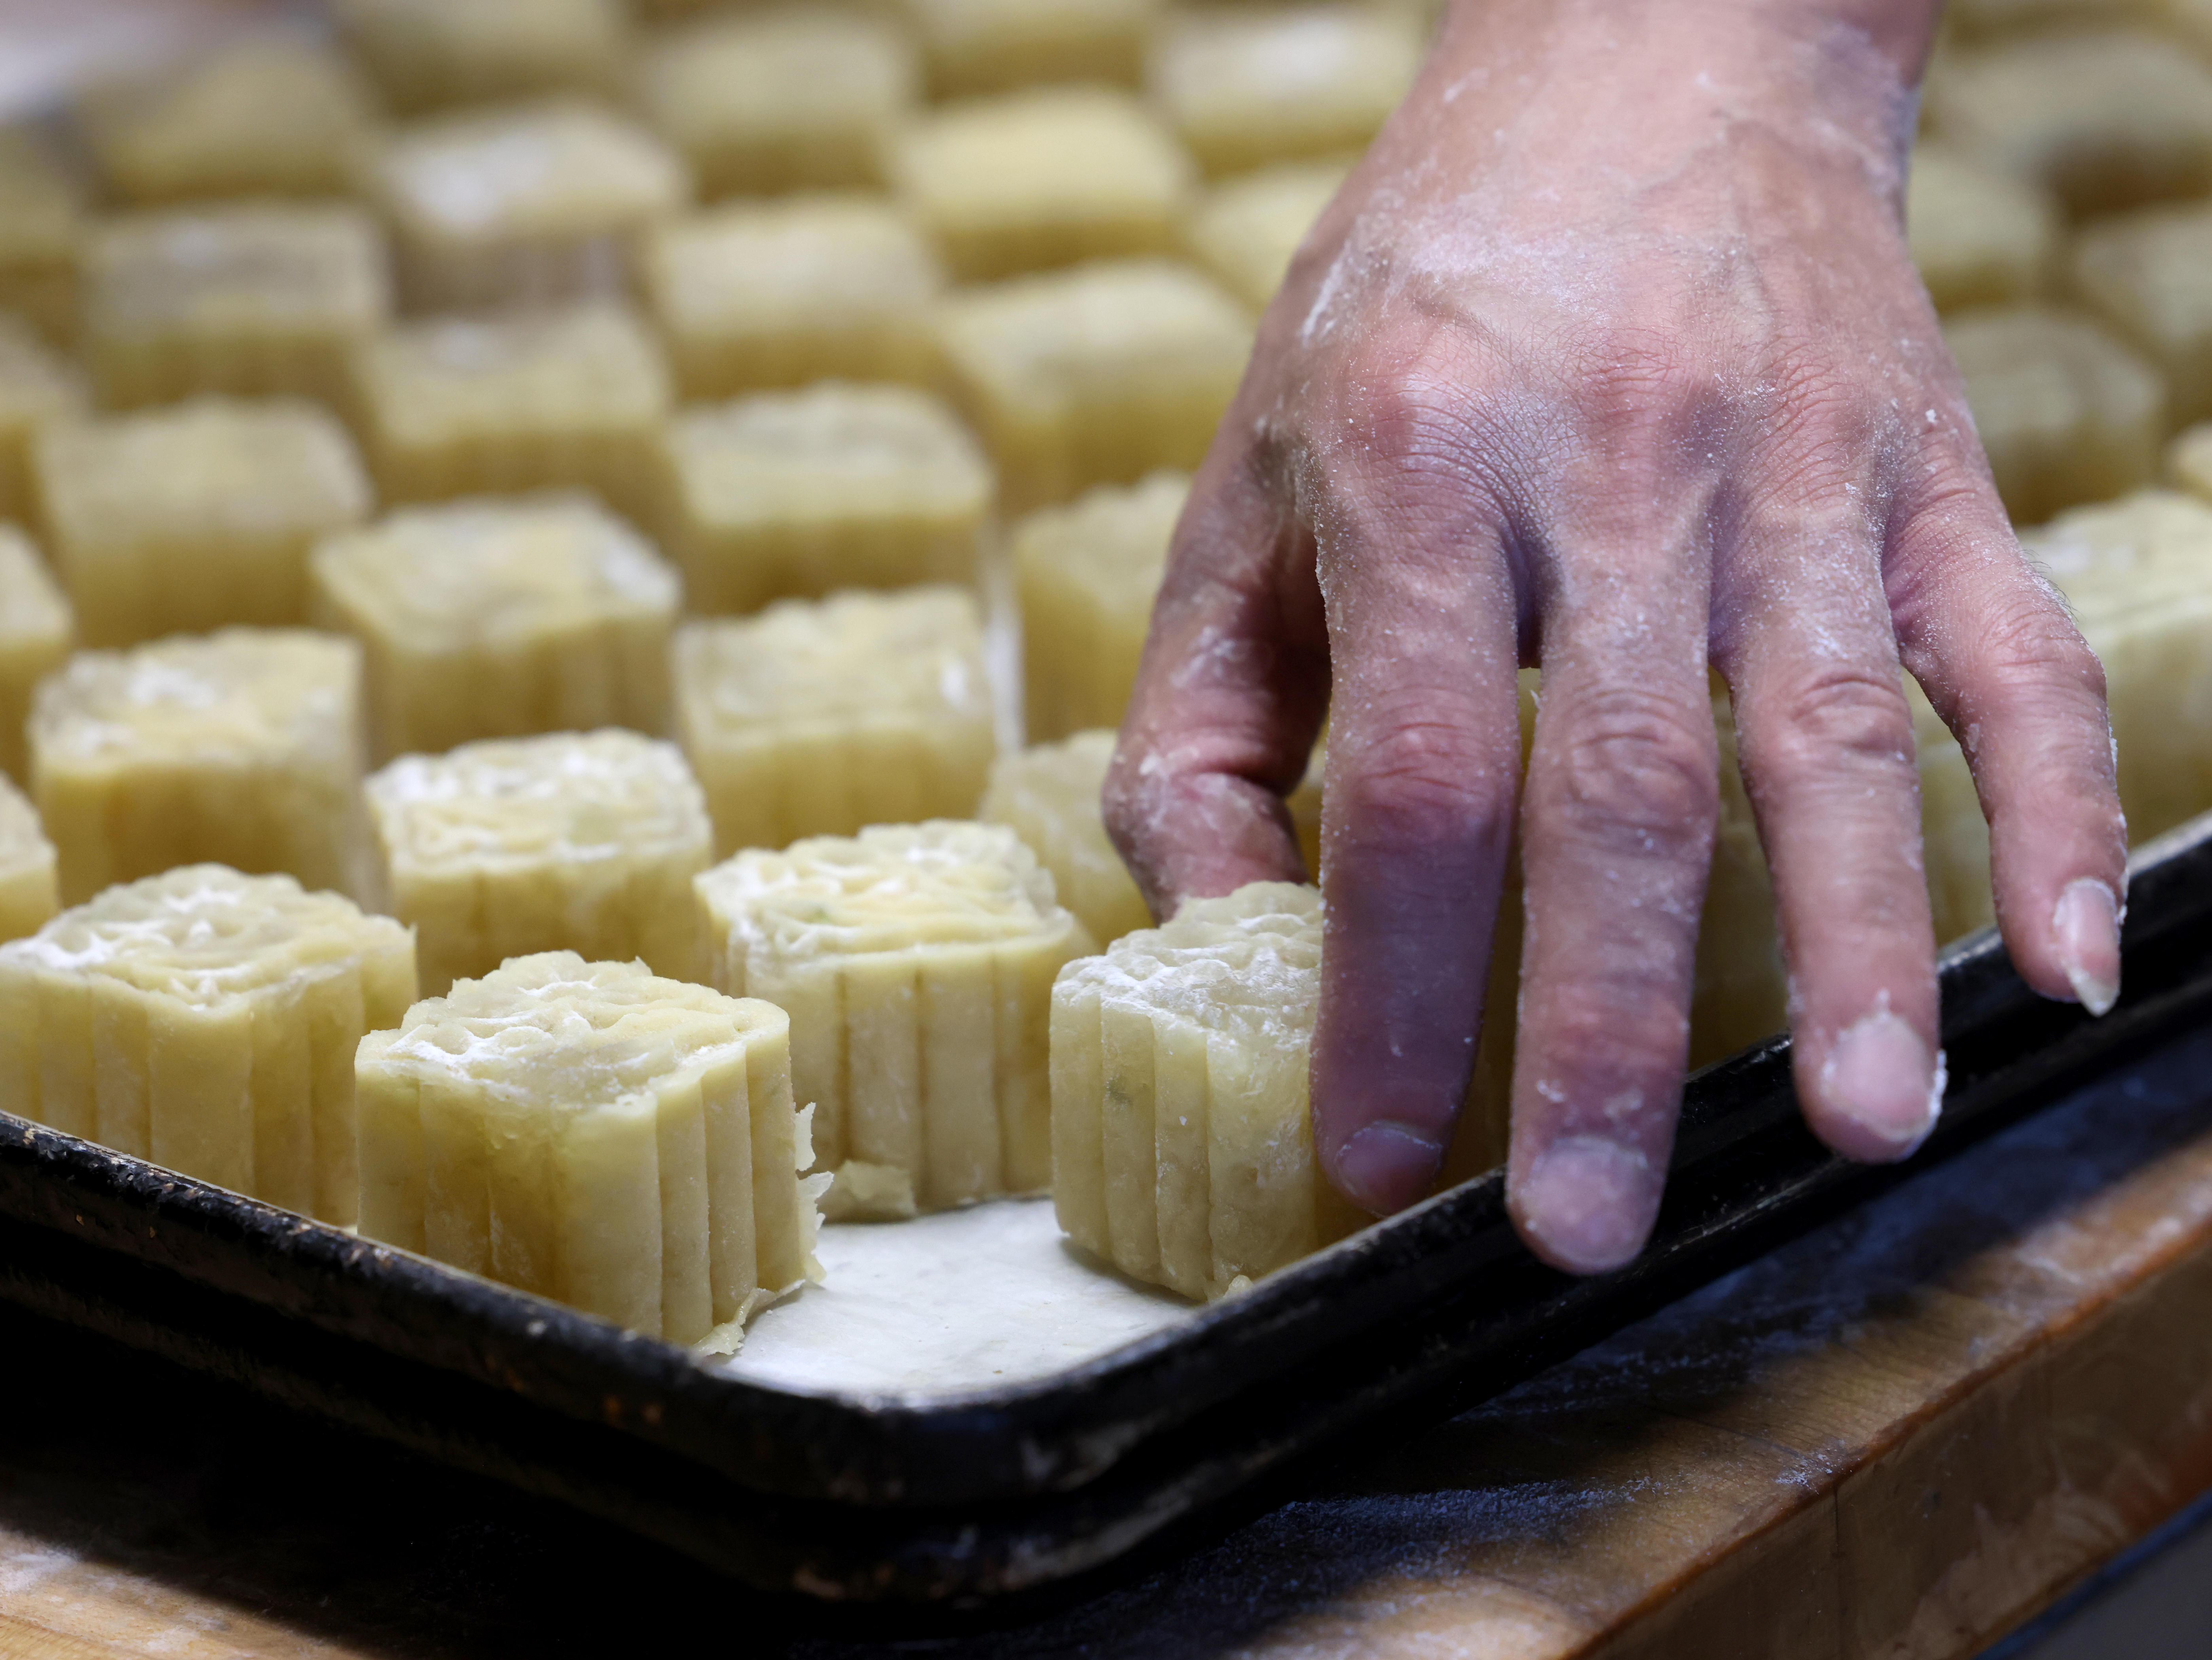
1506 499 1720 1274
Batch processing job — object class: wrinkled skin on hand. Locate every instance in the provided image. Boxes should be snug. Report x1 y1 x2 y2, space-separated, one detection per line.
1106 0 2127 1273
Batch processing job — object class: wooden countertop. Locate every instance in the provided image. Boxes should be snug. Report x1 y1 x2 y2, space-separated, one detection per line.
6 1024 2212 1658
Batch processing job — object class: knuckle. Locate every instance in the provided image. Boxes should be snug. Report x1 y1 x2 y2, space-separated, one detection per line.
1974 584 2108 703
1544 684 1718 848
1335 336 1480 473
1573 329 1702 429
1333 703 1502 849
1753 664 1917 789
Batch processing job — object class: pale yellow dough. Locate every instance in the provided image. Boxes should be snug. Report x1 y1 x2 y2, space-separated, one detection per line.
895 0 1162 97
362 100 691 312
0 776 57 943
32 629 368 905
642 196 944 400
1186 159 1350 313
1014 471 1186 741
1906 141 2058 313
0 128 83 345
83 204 390 412
1146 4 1427 178
637 8 916 199
655 383 993 615
981 730 1152 948
697 820 1094 1214
0 527 71 787
675 587 996 856
1943 0 2138 36
2072 200 2212 429
32 398 373 648
0 865 415 1224
1910 683 1995 951
1941 306 2164 528
2166 421 2212 501
0 316 85 537
310 495 679 762
2022 490 2212 844
334 0 631 114
347 303 671 525
1925 28 2212 216
74 34 379 206
1051 880 1362 1300
355 951 822 1343
366 730 713 996
939 259 1251 513
888 87 1195 282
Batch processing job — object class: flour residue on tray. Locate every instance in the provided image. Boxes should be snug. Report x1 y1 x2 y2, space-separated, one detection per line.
704 1196 1192 1395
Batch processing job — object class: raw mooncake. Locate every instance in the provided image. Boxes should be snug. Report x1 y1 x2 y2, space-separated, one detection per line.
654 383 992 615
83 203 390 411
1185 159 1348 313
896 0 1161 98
636 8 916 199
0 527 72 786
361 100 690 312
365 730 713 996
938 259 1250 513
0 865 415 1224
347 303 671 523
1013 470 1185 741
1925 28 2212 215
887 86 1194 282
32 630 368 904
0 314 87 525
0 776 57 943
1146 4 1426 177
0 128 83 345
1941 306 2165 527
697 820 1094 1217
1050 880 1362 1300
1906 140 2059 313
310 495 679 762
979 729 1152 947
356 951 823 1344
74 34 379 205
674 587 996 855
642 196 943 399
2072 200 2212 429
2023 489 2212 842
334 0 631 114
32 398 373 647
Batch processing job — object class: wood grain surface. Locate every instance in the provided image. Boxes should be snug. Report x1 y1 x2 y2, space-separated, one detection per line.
1 3 2209 1653
6 1026 2212 1658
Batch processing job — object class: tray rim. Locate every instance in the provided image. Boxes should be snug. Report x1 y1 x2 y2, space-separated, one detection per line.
2 814 2208 1591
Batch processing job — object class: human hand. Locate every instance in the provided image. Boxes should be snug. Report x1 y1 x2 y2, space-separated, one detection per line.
1104 0 2127 1273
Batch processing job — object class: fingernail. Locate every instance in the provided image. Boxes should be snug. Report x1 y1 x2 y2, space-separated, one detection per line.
1515 1134 1658 1275
1821 1009 1943 1158
1334 1121 1443 1216
2053 878 2121 1017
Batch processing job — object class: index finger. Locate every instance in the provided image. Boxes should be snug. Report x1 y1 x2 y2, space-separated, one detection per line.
1105 440 1330 915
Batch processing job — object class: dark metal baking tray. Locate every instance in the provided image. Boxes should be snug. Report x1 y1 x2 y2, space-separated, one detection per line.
4 812 2211 1608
